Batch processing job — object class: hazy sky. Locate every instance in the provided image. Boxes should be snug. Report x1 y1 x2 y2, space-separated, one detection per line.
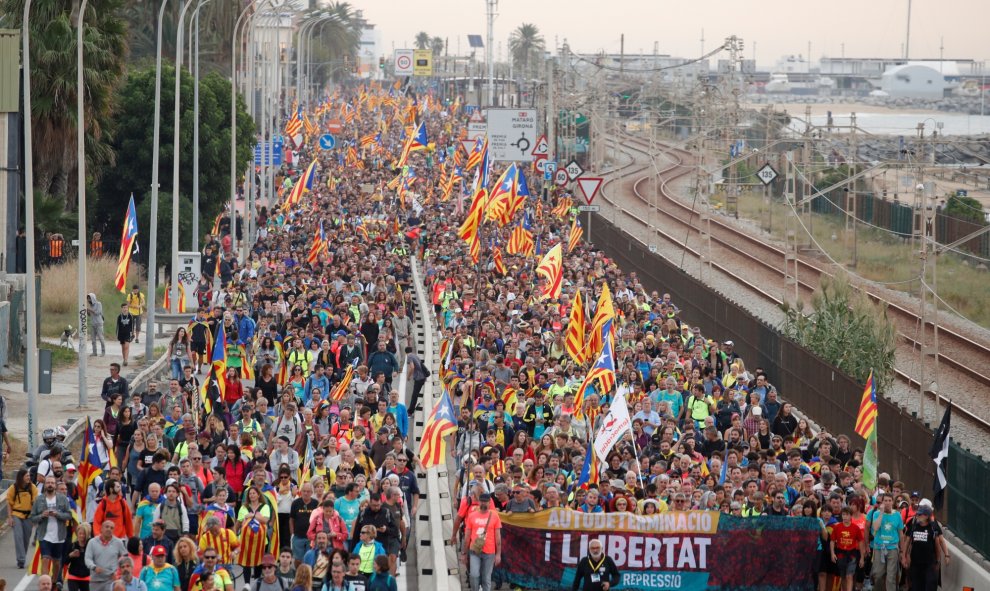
357 0 990 68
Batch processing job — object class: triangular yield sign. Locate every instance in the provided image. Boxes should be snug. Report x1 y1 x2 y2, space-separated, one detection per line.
469 110 485 123
576 177 604 204
460 139 477 155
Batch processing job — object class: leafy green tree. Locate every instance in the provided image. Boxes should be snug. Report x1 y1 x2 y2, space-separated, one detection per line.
32 191 78 237
134 191 193 275
943 194 988 225
414 31 430 50
308 2 362 88
509 23 545 79
781 276 896 393
92 64 255 260
0 0 128 209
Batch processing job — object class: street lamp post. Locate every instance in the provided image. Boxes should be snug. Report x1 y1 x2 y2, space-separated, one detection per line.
188 0 210 251
22 0 39 449
146 0 172 361
170 0 197 313
75 0 90 408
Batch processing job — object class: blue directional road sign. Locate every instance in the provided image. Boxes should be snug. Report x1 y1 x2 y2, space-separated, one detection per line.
253 140 283 166
319 134 336 150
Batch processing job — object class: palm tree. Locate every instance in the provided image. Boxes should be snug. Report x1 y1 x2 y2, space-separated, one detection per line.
1 0 128 210
431 36 445 57
310 2 362 86
414 31 430 50
509 23 545 79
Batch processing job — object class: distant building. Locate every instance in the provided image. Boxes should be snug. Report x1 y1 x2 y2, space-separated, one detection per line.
880 64 947 99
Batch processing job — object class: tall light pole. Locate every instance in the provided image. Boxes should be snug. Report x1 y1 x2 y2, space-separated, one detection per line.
170 0 197 313
147 0 172 361
485 0 497 106
188 0 211 251
22 0 39 449
75 0 90 408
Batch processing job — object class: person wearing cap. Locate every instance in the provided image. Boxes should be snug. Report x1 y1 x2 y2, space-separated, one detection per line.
85 520 127 591
461 491 502 591
572 538 619 591
138 544 180 591
902 504 948 591
248 555 284 591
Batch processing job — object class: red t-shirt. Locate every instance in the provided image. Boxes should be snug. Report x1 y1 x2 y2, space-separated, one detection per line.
464 507 502 555
831 522 863 552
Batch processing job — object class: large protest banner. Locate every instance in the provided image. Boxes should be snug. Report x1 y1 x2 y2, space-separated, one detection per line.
494 509 820 591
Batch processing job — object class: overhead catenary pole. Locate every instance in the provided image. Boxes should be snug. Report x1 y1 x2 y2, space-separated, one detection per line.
147 0 172 362
76 0 90 408
23 0 39 449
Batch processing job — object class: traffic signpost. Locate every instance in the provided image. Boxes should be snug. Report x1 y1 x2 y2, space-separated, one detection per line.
394 49 414 75
576 176 604 243
531 134 549 158
554 169 568 186
319 134 336 150
564 159 585 182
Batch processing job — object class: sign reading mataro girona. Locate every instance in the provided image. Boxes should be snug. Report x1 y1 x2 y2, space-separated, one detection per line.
486 108 538 163
494 509 820 591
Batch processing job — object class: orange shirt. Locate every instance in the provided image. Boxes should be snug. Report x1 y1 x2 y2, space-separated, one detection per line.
464 507 501 555
831 522 863 552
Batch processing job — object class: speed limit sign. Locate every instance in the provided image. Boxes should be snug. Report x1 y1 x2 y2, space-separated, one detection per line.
534 158 549 173
554 169 569 186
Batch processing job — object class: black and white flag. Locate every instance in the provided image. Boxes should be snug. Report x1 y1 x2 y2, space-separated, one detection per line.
929 402 951 510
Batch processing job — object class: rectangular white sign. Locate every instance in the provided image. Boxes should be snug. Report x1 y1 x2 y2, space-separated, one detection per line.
394 49 414 76
486 108 538 162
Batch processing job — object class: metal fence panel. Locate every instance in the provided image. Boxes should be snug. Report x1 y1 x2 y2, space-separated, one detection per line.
948 443 990 559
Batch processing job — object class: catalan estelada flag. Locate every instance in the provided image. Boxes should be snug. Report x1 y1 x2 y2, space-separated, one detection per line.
76 417 104 521
574 438 599 489
854 369 878 439
162 282 186 313
285 110 303 148
330 359 358 402
307 221 327 264
574 320 617 411
419 387 459 470
114 194 139 293
536 243 563 300
398 121 428 166
283 160 318 211
201 324 227 414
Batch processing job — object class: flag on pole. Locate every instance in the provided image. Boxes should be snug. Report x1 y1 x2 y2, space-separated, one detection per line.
398 121 428 166
565 290 587 365
307 221 328 264
585 283 615 360
573 438 599 490
854 369 878 439
419 388 459 469
567 217 584 252
201 324 227 414
114 195 139 293
862 426 879 490
930 402 951 510
330 359 358 402
535 243 563 300
76 417 104 521
492 246 506 275
593 386 632 463
573 319 617 414
285 110 304 148
283 160 318 211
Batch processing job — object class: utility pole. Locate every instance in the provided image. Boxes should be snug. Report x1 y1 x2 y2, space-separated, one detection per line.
724 36 743 219
784 151 799 303
763 102 773 233
915 122 940 425
847 112 858 267
905 0 912 59
485 0 497 107
619 33 624 76
802 105 814 250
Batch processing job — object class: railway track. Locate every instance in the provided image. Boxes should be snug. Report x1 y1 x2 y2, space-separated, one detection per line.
598 132 990 435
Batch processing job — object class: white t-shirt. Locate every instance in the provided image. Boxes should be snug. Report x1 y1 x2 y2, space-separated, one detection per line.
43 496 62 543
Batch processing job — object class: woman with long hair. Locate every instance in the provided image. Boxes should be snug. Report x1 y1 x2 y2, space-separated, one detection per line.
254 363 279 407
92 419 115 467
169 326 191 379
6 468 37 568
290 564 313 591
236 486 272 584
64 522 92 591
223 445 249 501
172 536 200 591
114 406 136 467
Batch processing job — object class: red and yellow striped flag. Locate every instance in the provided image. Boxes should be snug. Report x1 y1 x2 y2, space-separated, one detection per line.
567 217 584 253
565 290 588 365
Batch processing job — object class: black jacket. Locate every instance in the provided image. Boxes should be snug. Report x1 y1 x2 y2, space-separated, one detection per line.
572 554 620 591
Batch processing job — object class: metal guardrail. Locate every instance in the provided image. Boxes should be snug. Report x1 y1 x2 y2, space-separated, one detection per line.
409 256 461 591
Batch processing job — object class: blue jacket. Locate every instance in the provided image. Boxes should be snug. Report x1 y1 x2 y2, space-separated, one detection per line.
236 314 256 345
304 374 332 405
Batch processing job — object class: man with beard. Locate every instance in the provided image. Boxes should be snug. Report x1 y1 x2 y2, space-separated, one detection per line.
572 538 620 591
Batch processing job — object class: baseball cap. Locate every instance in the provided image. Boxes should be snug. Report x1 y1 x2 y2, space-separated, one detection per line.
261 554 277 566
910 491 921 498
917 505 933 516
151 545 168 557
479 492 492 502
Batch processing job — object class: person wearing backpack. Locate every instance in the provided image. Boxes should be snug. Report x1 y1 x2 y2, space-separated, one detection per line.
901 505 949 591
368 555 397 591
252 554 287 591
404 347 429 417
